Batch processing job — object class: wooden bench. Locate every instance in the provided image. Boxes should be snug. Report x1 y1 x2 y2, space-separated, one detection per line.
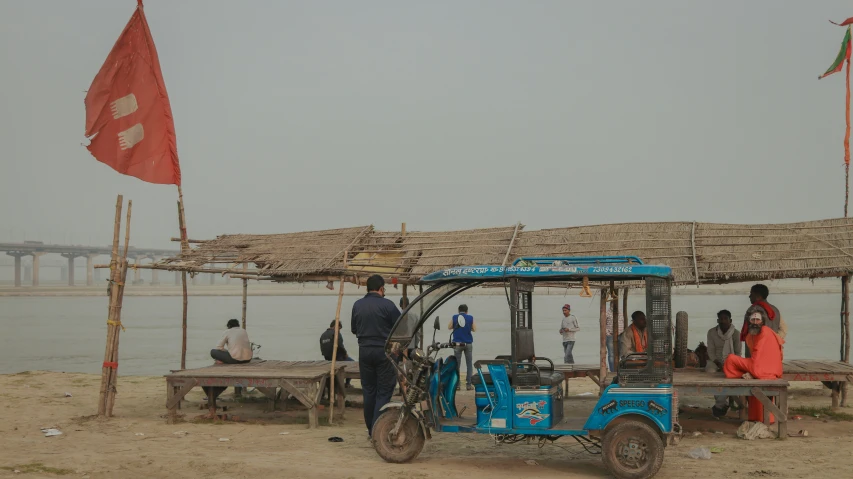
673 371 789 439
782 360 853 408
165 360 346 428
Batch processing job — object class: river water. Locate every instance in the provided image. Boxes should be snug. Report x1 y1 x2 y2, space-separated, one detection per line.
0 293 845 376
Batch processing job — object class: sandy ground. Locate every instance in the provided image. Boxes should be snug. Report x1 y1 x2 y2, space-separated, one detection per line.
1 371 851 479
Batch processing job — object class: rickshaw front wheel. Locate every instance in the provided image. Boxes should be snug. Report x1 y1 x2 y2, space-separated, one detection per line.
601 420 664 479
372 409 425 463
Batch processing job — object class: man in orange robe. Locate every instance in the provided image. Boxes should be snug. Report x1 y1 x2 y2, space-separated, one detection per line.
723 306 784 423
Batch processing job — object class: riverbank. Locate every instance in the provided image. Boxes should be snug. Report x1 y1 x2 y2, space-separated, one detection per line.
1 371 851 478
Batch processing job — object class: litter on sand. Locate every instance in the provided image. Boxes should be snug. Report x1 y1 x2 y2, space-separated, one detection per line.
279 432 290 435
64 392 72 398
524 460 539 466
173 431 188 436
688 447 712 459
219 438 230 442
736 421 776 440
41 428 62 437
134 433 145 436
710 447 724 454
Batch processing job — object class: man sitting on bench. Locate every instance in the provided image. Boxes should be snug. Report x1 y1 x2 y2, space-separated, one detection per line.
724 306 784 423
210 319 252 364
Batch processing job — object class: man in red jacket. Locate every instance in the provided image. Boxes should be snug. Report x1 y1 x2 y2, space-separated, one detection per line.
724 306 784 423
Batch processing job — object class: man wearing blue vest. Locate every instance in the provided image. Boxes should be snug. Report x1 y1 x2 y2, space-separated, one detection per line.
448 304 477 391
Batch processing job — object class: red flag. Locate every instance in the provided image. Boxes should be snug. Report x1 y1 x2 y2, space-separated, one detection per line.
830 17 853 27
84 1 181 185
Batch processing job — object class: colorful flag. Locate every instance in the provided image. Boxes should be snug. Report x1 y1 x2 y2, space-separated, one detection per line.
819 26 851 80
84 1 181 185
830 17 853 27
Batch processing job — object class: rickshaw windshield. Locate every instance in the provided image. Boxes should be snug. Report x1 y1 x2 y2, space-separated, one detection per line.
389 281 481 345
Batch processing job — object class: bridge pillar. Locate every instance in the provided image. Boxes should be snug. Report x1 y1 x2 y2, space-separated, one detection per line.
86 254 98 286
150 258 160 286
60 253 79 286
6 253 25 287
133 257 143 285
31 252 45 287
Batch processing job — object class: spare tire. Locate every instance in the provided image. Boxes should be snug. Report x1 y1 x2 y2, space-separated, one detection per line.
674 311 689 368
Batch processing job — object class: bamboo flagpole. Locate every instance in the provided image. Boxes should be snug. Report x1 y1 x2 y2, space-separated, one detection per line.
98 196 123 416
105 201 133 416
820 21 853 407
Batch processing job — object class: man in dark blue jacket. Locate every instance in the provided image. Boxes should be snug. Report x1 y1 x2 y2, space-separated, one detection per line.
351 274 400 438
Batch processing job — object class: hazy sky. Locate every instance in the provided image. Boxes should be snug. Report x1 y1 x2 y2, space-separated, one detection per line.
2 0 853 249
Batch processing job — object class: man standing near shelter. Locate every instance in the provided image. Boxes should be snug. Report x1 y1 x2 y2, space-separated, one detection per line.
619 311 648 359
448 304 476 391
351 275 400 438
740 284 787 357
724 306 784 423
706 310 741 418
559 304 580 364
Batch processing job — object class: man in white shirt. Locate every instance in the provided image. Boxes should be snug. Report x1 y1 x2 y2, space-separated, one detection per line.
210 319 252 364
559 304 580 364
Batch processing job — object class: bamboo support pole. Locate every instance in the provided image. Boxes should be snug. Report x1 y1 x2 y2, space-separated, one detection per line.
328 276 346 423
242 263 248 330
401 223 408 301
599 288 607 395
611 282 619 374
98 196 122 416
175 189 191 370
106 201 133 415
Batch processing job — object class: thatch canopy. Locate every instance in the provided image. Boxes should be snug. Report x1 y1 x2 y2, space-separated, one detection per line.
161 225 373 277
152 218 853 285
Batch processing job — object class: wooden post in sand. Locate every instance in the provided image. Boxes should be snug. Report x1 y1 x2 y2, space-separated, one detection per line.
328 276 346 423
98 198 131 417
599 288 607 395
176 197 189 370
105 202 132 416
241 263 248 330
98 196 123 416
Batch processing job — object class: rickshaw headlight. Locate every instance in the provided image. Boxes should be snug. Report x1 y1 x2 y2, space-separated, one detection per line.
410 348 426 362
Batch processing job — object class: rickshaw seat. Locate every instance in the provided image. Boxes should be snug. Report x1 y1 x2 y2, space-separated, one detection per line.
471 369 564 387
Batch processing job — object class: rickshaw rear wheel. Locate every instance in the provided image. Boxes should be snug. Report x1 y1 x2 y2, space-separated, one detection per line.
372 409 425 463
601 420 664 479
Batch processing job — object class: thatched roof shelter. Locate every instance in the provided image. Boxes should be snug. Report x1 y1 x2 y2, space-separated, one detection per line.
151 218 853 286
160 225 374 278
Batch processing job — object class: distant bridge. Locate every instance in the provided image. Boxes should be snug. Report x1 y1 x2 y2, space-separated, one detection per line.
0 241 178 287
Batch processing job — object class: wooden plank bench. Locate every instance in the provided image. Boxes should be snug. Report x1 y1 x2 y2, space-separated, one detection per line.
165 360 346 428
672 371 789 439
781 360 853 408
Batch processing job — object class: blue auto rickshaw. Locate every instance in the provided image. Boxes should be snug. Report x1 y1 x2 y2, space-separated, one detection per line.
371 256 679 479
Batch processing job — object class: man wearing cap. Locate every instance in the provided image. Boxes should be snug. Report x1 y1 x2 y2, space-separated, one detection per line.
559 304 580 364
